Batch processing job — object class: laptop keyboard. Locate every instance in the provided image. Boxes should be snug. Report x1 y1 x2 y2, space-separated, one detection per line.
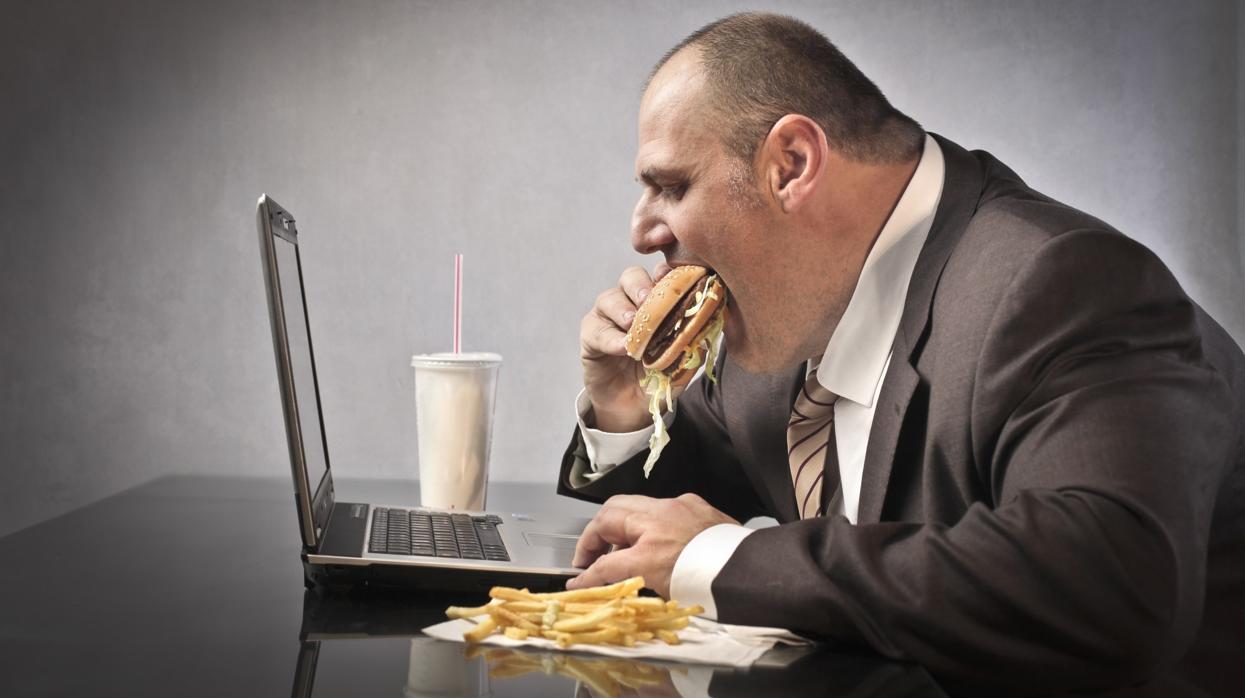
368 507 510 561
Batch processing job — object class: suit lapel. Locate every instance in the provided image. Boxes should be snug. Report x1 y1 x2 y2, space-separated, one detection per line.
856 360 919 522
855 134 985 524
722 357 803 523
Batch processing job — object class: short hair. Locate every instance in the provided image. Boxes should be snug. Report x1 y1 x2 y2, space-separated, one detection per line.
651 13 924 164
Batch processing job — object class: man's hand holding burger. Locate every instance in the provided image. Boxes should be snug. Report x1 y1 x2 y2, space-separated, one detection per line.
580 263 728 458
579 263 676 433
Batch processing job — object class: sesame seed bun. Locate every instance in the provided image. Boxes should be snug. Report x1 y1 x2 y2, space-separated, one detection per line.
624 265 726 374
624 265 708 362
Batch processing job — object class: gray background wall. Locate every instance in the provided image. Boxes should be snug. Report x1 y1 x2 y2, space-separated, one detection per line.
2 0 1242 538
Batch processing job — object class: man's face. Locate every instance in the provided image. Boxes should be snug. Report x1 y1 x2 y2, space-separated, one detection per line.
630 52 798 372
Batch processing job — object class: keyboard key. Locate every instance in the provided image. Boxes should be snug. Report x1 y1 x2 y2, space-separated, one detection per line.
476 525 503 547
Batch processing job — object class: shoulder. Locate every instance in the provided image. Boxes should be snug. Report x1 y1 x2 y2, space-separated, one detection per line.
920 151 1207 400
934 150 1181 329
955 151 1134 278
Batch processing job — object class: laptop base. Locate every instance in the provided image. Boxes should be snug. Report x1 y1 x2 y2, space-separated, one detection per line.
302 557 573 595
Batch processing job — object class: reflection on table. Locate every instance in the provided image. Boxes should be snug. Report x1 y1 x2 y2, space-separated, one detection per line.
295 588 948 698
1 476 1207 697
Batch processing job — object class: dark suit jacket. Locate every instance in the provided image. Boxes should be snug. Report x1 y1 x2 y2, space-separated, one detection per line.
557 135 1245 695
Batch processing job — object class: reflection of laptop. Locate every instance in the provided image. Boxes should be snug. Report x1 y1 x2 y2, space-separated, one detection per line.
256 194 587 593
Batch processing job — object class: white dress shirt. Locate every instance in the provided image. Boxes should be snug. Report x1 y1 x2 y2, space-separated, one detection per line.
571 135 945 618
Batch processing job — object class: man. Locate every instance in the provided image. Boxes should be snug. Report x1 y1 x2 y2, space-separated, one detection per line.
557 12 1244 695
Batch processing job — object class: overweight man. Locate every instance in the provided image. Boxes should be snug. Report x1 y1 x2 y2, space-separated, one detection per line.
556 12 1244 695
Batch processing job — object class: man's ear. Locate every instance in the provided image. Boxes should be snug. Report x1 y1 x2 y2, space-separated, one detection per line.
760 115 827 213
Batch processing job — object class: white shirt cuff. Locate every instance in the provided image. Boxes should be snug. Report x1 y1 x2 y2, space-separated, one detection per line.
669 523 754 620
572 389 676 482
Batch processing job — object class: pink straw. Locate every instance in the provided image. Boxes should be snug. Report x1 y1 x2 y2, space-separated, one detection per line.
453 253 463 354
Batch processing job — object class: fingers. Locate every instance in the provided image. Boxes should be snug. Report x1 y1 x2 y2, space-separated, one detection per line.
572 506 634 568
567 494 722 596
618 265 656 307
653 261 673 281
567 546 641 590
571 495 659 568
581 297 631 357
596 287 639 333
571 519 616 570
581 266 661 358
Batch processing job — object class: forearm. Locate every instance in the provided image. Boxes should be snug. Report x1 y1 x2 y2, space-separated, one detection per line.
559 350 768 521
557 418 701 502
713 489 1201 691
560 426 765 524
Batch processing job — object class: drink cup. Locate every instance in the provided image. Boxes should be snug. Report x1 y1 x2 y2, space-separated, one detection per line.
410 352 502 510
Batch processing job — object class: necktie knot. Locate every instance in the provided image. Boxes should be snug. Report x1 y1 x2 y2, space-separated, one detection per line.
790 365 837 424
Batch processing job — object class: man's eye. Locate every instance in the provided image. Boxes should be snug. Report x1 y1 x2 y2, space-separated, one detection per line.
660 184 687 200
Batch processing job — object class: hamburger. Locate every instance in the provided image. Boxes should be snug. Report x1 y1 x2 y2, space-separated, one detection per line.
623 265 728 476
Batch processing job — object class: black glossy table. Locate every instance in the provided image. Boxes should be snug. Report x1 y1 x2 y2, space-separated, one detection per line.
0 476 952 697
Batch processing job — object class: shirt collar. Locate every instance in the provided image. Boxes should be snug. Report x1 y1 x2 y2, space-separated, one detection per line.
815 134 945 406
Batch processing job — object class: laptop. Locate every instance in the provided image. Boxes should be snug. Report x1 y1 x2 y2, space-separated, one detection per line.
255 194 588 593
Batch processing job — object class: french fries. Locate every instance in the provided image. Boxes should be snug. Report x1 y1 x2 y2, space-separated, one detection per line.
463 616 498 643
446 576 704 649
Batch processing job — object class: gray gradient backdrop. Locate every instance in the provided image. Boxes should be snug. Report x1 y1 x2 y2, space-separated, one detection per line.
2 0 1242 537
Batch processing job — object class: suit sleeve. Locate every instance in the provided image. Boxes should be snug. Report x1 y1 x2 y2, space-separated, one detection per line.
557 347 769 524
709 231 1236 691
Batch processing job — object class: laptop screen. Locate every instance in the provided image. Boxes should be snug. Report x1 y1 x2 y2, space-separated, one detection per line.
272 234 330 496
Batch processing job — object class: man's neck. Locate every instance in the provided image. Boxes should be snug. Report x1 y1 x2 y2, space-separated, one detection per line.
794 153 922 359
828 154 922 265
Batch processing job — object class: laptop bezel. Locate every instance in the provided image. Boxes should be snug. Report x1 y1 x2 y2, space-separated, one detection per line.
257 194 335 549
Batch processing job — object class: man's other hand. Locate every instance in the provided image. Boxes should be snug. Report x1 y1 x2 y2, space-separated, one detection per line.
568 493 737 598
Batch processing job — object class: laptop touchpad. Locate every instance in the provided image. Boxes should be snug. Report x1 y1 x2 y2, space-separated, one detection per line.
523 532 580 551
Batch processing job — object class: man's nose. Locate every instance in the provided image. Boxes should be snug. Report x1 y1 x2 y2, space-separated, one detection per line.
631 197 675 255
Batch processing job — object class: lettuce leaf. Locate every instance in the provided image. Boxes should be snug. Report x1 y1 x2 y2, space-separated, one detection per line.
639 368 673 478
699 305 725 385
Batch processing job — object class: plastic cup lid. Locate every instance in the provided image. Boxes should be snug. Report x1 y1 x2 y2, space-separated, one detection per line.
411 352 503 367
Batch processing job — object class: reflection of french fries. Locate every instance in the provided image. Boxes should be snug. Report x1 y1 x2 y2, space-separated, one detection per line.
445 576 704 649
468 645 678 698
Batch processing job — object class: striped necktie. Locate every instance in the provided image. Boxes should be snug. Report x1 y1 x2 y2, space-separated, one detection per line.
787 359 838 519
